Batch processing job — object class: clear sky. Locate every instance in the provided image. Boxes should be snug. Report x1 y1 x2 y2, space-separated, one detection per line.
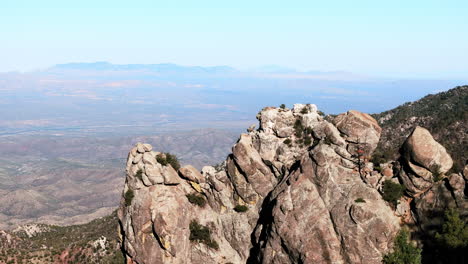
1 0 467 78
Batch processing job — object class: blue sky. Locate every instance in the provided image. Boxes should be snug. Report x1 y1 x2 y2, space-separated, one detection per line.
1 0 467 78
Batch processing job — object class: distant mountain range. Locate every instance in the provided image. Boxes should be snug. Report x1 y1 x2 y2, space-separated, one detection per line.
51 62 237 74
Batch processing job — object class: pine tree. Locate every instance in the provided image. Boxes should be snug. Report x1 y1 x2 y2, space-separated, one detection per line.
383 229 421 264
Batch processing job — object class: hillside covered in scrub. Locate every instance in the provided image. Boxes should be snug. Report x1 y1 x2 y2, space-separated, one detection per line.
373 85 467 172
0 211 123 264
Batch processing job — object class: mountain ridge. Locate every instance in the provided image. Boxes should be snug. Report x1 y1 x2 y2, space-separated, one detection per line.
373 85 467 172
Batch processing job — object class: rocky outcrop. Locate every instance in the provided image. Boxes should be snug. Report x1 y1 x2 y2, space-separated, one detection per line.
118 105 400 264
333 110 382 156
399 126 454 196
403 126 453 173
397 126 467 237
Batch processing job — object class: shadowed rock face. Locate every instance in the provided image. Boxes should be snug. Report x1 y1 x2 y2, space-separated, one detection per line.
117 104 400 264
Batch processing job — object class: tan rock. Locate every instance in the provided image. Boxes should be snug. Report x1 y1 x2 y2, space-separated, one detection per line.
256 107 295 137
250 149 399 264
119 105 402 264
448 173 465 191
145 164 164 184
231 134 275 198
143 143 153 152
399 168 433 196
136 143 146 153
333 110 382 156
142 152 155 165
402 126 453 173
382 167 393 178
178 165 205 183
247 124 256 132
130 147 138 156
133 153 143 164
141 173 153 186
162 166 181 185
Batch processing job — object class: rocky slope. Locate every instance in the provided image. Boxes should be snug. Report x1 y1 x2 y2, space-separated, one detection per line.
118 104 405 264
0 211 123 264
372 85 467 172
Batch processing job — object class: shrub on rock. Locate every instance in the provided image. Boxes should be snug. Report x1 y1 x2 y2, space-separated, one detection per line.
234 205 249 212
382 180 405 206
355 198 366 203
186 193 206 207
124 189 134 206
189 220 219 250
156 152 181 170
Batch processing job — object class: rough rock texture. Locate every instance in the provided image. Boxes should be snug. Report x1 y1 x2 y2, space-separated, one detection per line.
397 126 467 237
118 105 400 264
398 126 454 197
333 110 382 156
403 126 453 174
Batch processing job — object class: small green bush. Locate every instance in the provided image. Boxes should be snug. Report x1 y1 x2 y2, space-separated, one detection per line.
323 137 333 145
166 153 180 170
383 229 421 264
135 169 143 181
186 193 206 207
303 136 312 146
234 205 249 213
156 154 168 166
300 107 309 114
156 153 181 170
283 138 292 146
355 198 366 203
371 154 387 167
124 189 134 206
189 220 219 250
294 119 303 137
382 180 405 206
280 104 286 109
317 110 325 116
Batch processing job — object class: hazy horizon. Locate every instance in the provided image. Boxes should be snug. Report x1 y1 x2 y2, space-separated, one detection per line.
2 1 468 79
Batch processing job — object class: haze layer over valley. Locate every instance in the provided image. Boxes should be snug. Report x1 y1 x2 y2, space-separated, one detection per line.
1 63 465 137
0 63 466 230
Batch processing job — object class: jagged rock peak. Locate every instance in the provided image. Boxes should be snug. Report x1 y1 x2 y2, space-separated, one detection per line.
118 105 400 264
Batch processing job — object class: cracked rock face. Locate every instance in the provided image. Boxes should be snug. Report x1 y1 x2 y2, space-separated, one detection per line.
399 126 454 196
333 110 382 156
118 105 400 264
